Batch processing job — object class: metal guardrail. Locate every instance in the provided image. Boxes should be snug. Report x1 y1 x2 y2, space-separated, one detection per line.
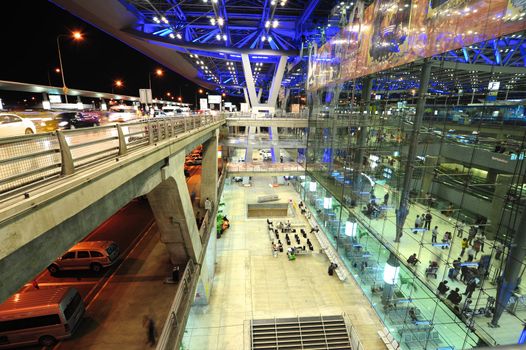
226 162 305 173
155 259 196 350
0 114 224 196
341 312 365 350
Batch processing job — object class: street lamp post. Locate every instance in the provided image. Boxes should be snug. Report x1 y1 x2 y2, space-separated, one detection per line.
147 69 163 114
195 89 204 111
56 32 82 104
112 80 123 94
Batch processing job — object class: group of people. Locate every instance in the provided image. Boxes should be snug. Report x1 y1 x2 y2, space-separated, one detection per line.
268 219 314 258
412 211 453 248
361 191 389 219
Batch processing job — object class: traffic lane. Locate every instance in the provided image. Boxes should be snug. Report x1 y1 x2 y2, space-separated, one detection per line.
37 198 154 284
55 224 176 350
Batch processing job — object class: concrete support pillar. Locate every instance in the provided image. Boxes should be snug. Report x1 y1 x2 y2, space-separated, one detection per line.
146 152 202 266
487 174 514 240
487 169 498 184
257 88 263 104
421 156 438 197
353 77 373 192
270 126 280 163
200 130 219 209
491 207 526 327
245 126 255 163
395 59 432 242
283 89 291 111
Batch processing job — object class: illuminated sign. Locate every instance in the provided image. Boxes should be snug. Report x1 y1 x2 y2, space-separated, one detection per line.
49 95 62 103
208 95 221 104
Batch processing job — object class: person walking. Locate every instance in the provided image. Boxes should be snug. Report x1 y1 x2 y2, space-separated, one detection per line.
455 220 465 238
464 276 480 298
431 226 438 243
383 192 389 206
495 242 503 260
32 280 40 290
460 238 469 257
424 211 432 230
414 215 422 229
467 226 477 245
204 197 212 212
143 316 157 347
467 247 476 262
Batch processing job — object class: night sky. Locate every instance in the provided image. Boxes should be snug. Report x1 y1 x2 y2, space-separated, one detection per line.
0 1 204 107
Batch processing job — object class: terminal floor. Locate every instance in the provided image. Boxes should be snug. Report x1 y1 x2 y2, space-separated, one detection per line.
182 177 386 350
57 225 176 350
314 174 525 346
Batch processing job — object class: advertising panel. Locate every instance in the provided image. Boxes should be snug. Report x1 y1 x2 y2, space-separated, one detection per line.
200 98 208 110
308 0 526 90
208 95 222 104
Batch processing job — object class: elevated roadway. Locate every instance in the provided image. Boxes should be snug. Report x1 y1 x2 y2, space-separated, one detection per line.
0 115 225 303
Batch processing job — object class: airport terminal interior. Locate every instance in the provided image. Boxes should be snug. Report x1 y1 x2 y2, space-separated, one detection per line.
1 0 526 350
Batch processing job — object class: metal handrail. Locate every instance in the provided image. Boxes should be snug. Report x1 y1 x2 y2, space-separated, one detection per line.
155 259 196 350
0 114 225 197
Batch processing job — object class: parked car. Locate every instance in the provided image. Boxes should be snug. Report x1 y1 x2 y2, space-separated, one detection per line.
0 113 36 137
185 158 202 166
48 241 120 275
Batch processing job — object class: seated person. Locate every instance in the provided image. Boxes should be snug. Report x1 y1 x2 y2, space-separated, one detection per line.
310 226 319 233
447 288 462 305
408 307 418 322
437 280 450 295
407 253 419 266
425 261 439 278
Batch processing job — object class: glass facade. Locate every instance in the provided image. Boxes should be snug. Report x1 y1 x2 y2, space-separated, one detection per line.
302 31 526 349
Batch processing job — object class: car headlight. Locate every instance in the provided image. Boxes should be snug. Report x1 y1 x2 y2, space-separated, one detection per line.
58 121 69 127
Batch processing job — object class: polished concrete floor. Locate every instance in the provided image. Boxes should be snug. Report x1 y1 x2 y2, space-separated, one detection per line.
182 176 386 350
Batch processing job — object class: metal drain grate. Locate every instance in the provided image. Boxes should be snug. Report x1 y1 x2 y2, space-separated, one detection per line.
250 315 352 350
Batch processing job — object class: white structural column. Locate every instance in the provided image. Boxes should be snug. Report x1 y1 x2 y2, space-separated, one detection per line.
270 126 281 163
245 126 255 162
241 53 259 108
267 55 288 109
241 54 288 163
243 87 250 107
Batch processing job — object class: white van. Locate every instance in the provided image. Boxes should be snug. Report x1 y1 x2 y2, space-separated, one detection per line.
108 105 137 122
0 287 85 348
162 104 190 117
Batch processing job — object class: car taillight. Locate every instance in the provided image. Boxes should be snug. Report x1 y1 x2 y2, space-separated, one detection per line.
64 323 70 332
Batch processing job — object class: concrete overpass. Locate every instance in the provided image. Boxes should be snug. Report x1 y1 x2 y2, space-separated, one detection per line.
0 115 225 303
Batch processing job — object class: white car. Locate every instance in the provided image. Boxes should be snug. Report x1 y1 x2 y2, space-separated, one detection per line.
108 106 137 122
0 113 36 137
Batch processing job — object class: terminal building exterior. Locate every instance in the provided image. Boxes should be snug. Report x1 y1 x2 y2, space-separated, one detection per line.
2 0 525 349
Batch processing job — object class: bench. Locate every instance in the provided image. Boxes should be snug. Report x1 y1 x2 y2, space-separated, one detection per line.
378 327 399 349
257 194 279 203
